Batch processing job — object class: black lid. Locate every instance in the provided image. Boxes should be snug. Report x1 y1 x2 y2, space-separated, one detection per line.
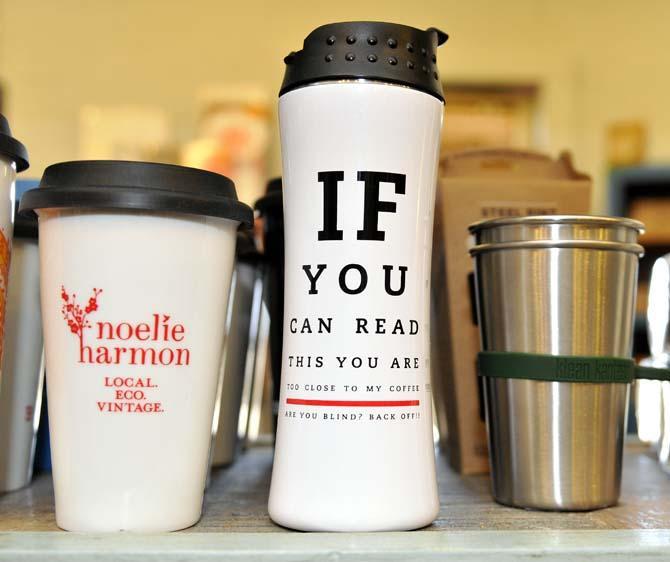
266 177 283 194
255 177 283 213
19 160 253 226
236 230 262 262
13 199 38 239
0 114 29 172
280 21 448 102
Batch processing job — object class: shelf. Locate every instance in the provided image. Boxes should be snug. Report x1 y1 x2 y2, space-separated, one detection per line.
1 443 670 560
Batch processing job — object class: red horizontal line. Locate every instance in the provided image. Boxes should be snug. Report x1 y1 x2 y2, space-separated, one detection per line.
286 398 420 407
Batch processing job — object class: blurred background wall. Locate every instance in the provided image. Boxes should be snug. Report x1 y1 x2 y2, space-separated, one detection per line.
1 0 669 210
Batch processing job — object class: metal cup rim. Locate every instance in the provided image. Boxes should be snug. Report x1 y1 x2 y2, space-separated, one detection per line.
468 214 645 235
469 239 645 257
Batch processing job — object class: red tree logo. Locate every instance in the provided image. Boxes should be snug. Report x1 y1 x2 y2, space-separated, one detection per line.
61 286 102 357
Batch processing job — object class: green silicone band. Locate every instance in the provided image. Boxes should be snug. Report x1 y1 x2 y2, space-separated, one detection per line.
477 351 634 384
635 365 670 381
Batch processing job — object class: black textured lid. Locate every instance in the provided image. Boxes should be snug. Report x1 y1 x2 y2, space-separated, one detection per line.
13 199 37 239
19 160 253 226
255 177 283 214
0 114 29 172
280 21 448 101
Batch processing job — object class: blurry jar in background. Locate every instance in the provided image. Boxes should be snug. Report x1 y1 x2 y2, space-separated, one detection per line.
182 85 270 206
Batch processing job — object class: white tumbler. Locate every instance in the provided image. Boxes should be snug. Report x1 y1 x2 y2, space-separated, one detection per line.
0 201 43 492
268 21 448 531
0 115 29 371
20 161 252 532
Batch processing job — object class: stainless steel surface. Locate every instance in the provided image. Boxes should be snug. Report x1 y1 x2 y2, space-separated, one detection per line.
211 261 257 467
238 267 273 447
471 216 641 510
471 240 644 255
469 214 644 244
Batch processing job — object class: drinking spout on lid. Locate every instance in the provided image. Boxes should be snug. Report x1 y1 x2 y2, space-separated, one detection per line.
427 27 449 46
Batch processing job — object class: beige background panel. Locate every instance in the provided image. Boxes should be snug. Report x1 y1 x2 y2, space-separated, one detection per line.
1 0 670 210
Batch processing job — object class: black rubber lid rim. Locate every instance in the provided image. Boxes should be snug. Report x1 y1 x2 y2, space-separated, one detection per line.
255 191 282 213
19 160 253 226
255 177 283 214
0 114 29 172
13 201 38 239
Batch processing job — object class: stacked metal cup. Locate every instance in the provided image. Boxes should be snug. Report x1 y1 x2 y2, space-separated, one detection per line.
470 215 644 511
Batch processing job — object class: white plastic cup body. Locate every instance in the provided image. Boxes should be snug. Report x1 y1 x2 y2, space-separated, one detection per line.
0 237 43 492
38 208 238 532
0 155 16 370
269 81 443 531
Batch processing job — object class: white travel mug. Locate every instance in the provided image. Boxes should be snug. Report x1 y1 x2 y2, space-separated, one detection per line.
0 196 44 493
645 254 670 462
268 21 448 531
0 115 29 371
20 161 252 532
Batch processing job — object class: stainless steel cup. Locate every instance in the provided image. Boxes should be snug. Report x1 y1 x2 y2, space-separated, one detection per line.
211 232 261 467
469 215 644 511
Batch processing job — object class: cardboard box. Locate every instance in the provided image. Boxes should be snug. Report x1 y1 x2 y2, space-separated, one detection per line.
431 148 592 474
